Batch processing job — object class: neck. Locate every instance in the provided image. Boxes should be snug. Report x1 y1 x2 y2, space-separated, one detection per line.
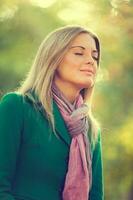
53 79 80 104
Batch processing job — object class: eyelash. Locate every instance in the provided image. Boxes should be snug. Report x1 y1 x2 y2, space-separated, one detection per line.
74 53 98 61
74 53 83 55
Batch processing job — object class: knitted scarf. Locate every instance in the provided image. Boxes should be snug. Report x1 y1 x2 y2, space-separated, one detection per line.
52 83 92 200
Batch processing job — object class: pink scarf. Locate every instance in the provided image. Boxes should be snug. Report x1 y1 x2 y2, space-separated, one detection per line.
52 83 92 200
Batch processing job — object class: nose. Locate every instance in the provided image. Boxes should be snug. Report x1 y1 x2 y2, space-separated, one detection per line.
85 55 94 65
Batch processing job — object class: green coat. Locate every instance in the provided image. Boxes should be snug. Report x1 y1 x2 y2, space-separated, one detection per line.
0 92 104 200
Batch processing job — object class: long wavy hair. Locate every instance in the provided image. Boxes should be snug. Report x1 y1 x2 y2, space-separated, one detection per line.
17 25 101 141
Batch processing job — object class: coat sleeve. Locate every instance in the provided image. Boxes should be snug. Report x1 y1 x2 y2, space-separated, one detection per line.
89 128 104 200
0 93 23 200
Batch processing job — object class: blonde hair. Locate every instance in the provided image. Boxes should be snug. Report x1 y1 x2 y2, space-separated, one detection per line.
17 25 101 141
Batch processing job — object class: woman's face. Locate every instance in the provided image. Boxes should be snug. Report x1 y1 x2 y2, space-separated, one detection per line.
54 33 99 91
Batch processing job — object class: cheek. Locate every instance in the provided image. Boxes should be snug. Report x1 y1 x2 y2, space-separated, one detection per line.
62 53 81 67
56 63 71 80
57 56 78 76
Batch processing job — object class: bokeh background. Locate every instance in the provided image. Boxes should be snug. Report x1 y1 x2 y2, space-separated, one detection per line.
0 0 133 199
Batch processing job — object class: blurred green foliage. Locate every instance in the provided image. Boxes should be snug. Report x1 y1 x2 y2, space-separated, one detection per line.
0 0 133 199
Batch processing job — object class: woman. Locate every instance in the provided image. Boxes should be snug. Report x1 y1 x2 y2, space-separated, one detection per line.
0 25 104 200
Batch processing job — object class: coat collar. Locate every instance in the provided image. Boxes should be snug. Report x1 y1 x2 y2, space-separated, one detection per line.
24 90 71 146
52 100 71 146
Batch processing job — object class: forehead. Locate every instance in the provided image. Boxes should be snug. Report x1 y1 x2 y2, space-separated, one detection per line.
70 33 96 50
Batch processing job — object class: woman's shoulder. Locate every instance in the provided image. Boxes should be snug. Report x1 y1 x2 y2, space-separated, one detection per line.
0 92 24 113
0 92 25 127
0 92 23 105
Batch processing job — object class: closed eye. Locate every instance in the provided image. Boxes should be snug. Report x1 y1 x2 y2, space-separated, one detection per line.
74 53 98 61
74 53 83 55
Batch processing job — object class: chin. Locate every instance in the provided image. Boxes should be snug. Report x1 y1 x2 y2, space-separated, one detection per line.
77 81 94 90
81 78 94 88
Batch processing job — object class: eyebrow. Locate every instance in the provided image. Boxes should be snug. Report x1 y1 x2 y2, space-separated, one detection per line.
70 45 98 53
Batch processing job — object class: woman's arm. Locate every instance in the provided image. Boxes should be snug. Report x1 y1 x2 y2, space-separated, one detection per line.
0 93 23 200
89 129 104 200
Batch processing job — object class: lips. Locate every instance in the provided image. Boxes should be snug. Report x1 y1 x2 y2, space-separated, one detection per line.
80 69 94 74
